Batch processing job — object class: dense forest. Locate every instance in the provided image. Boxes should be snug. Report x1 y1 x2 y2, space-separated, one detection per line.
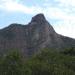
0 48 75 75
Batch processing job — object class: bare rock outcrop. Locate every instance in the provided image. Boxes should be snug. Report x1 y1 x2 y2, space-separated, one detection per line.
0 13 75 56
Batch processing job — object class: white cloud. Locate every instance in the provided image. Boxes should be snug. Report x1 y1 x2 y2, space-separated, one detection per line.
53 20 75 38
55 0 75 7
48 0 75 38
0 0 34 14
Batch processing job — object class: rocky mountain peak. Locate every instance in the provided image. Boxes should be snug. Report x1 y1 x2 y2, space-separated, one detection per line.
0 14 75 57
31 13 46 24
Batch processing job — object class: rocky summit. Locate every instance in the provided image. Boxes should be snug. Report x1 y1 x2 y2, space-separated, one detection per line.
0 13 75 57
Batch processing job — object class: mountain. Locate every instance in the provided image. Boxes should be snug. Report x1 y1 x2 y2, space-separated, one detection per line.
0 13 75 57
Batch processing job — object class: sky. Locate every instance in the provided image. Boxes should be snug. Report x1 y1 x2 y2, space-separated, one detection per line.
0 0 75 38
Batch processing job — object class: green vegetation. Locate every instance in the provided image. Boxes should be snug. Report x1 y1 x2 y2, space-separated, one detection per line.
0 48 75 75
0 50 24 75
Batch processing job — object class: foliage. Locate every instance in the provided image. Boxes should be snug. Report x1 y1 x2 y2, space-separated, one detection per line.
62 47 75 56
0 50 24 75
24 49 75 75
0 48 75 75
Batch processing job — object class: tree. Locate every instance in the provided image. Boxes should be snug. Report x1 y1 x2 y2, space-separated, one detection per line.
0 50 24 75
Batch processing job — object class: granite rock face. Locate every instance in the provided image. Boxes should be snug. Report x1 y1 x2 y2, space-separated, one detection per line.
0 14 75 56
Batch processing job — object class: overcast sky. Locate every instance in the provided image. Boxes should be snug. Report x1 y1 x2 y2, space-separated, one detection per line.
0 0 75 38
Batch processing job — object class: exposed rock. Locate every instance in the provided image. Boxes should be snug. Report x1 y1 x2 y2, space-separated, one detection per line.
0 13 75 57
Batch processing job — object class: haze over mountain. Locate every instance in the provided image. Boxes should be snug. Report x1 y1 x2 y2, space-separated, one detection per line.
0 14 75 57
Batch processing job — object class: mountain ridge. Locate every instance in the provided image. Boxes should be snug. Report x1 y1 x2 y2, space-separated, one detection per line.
0 13 75 56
